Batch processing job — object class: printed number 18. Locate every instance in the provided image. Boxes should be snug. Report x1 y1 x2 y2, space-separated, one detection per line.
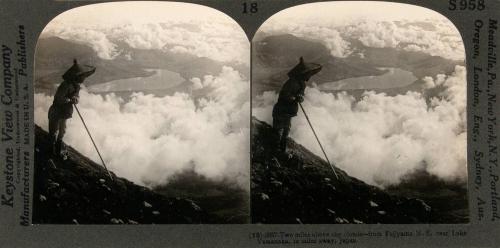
243 2 258 14
449 0 485 10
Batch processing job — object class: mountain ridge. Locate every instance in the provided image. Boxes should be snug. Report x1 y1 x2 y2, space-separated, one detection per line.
252 33 463 96
35 36 249 95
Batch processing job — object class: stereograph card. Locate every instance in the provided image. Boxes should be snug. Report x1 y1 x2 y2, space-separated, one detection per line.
0 0 499 247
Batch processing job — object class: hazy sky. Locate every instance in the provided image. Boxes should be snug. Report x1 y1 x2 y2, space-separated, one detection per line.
49 1 235 27
269 1 447 24
50 1 446 28
42 1 250 64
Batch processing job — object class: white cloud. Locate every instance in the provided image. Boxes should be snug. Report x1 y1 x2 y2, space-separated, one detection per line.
259 17 464 61
41 9 249 64
253 66 467 187
35 67 250 189
43 27 120 60
260 21 352 58
344 19 465 61
422 76 435 89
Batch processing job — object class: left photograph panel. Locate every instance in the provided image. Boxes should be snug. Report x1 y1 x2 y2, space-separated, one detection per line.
32 2 250 224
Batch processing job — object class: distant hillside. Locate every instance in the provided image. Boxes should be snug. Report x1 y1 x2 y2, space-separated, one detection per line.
345 39 462 78
252 34 463 96
35 36 248 95
253 34 384 95
251 117 467 224
33 125 249 224
35 37 155 93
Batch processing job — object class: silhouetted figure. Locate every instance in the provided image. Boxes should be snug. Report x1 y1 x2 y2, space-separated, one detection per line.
48 59 96 157
272 57 321 154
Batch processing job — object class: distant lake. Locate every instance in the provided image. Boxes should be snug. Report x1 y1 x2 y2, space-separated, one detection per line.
89 69 185 93
319 68 417 91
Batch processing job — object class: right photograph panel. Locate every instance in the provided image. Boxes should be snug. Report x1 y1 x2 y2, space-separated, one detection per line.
251 1 467 224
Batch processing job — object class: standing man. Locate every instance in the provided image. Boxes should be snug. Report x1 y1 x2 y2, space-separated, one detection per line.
48 59 96 157
272 57 321 154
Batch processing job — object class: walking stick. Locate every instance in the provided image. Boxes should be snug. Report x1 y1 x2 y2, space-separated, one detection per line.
299 102 339 180
74 104 114 181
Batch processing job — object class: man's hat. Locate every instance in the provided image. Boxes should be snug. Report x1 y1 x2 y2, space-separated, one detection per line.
62 59 96 82
287 57 322 79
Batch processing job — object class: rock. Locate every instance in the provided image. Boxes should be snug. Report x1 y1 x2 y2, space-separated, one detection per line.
48 181 60 188
324 183 336 191
261 193 270 201
110 218 124 224
270 180 283 187
353 219 363 224
271 157 281 168
369 201 379 207
335 217 349 224
189 201 201 211
413 199 431 212
250 181 257 189
48 160 57 169
143 201 152 208
397 198 432 221
127 219 138 224
47 182 60 193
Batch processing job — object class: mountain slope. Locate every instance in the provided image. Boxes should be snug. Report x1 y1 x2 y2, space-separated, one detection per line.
154 170 250 224
35 36 249 95
35 37 155 93
33 125 212 224
252 34 463 96
252 34 384 95
251 117 435 224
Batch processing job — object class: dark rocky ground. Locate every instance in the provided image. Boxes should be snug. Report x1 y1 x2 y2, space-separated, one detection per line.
33 125 248 224
386 170 468 223
251 117 468 224
154 170 250 224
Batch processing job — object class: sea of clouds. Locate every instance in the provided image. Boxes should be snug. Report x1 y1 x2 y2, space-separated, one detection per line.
253 65 467 187
35 67 250 189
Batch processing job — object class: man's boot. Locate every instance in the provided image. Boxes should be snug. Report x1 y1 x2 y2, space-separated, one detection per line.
55 139 62 157
47 135 57 157
273 128 284 154
278 126 292 161
281 125 291 152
